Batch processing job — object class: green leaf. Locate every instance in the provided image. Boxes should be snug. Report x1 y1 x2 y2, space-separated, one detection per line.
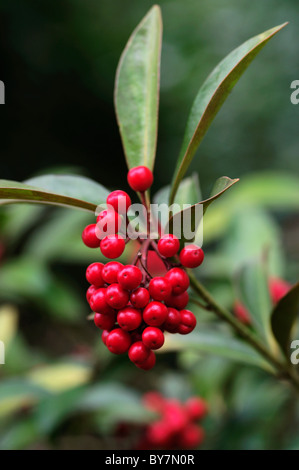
0 379 49 419
114 5 162 170
236 257 272 346
271 282 299 358
204 172 299 243
169 23 288 204
163 329 272 371
167 176 238 243
0 175 109 212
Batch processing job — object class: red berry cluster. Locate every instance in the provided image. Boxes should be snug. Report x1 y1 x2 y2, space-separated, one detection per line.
137 392 208 449
82 166 205 370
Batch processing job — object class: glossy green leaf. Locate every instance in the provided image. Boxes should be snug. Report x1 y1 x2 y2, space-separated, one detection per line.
169 23 287 203
0 174 109 212
236 257 273 346
163 330 272 371
167 176 239 243
114 5 162 170
271 282 299 358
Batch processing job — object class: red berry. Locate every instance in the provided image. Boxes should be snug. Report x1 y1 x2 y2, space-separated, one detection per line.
165 267 190 295
143 301 168 326
102 261 124 284
117 265 143 290
96 209 122 239
94 312 116 330
148 277 172 301
146 421 173 447
90 288 114 315
234 300 251 325
158 234 180 258
179 244 204 268
82 224 101 248
106 190 131 214
163 399 188 433
86 285 97 303
185 397 208 421
142 392 165 411
177 424 205 449
100 235 125 259
128 341 150 364
130 287 150 308
105 283 129 309
86 262 104 287
142 327 165 350
101 330 110 345
178 309 196 335
269 277 291 304
163 307 181 333
165 291 189 310
106 328 131 354
127 166 153 192
117 307 142 331
135 350 156 370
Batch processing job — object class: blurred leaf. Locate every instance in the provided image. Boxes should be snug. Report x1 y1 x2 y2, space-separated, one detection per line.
167 176 238 244
0 417 39 450
0 379 49 419
1 205 44 246
222 208 284 276
28 362 92 393
0 174 109 212
163 329 272 371
236 257 273 346
204 172 299 243
114 5 162 170
169 23 287 203
271 282 299 358
0 305 18 347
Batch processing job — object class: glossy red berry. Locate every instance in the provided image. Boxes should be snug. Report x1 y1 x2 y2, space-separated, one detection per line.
100 235 125 259
106 328 131 354
90 288 114 315
158 234 180 258
178 424 204 448
106 190 131 214
185 397 208 421
117 307 142 331
117 265 143 290
101 261 123 284
101 329 110 345
148 277 172 301
269 277 291 304
127 166 153 192
94 312 116 331
82 224 101 248
165 267 189 295
105 283 129 309
179 244 204 268
130 287 150 309
143 301 168 326
163 307 181 333
96 209 122 239
86 284 97 303
136 350 156 370
128 341 151 364
142 327 165 350
86 262 105 287
165 290 189 310
178 309 196 335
